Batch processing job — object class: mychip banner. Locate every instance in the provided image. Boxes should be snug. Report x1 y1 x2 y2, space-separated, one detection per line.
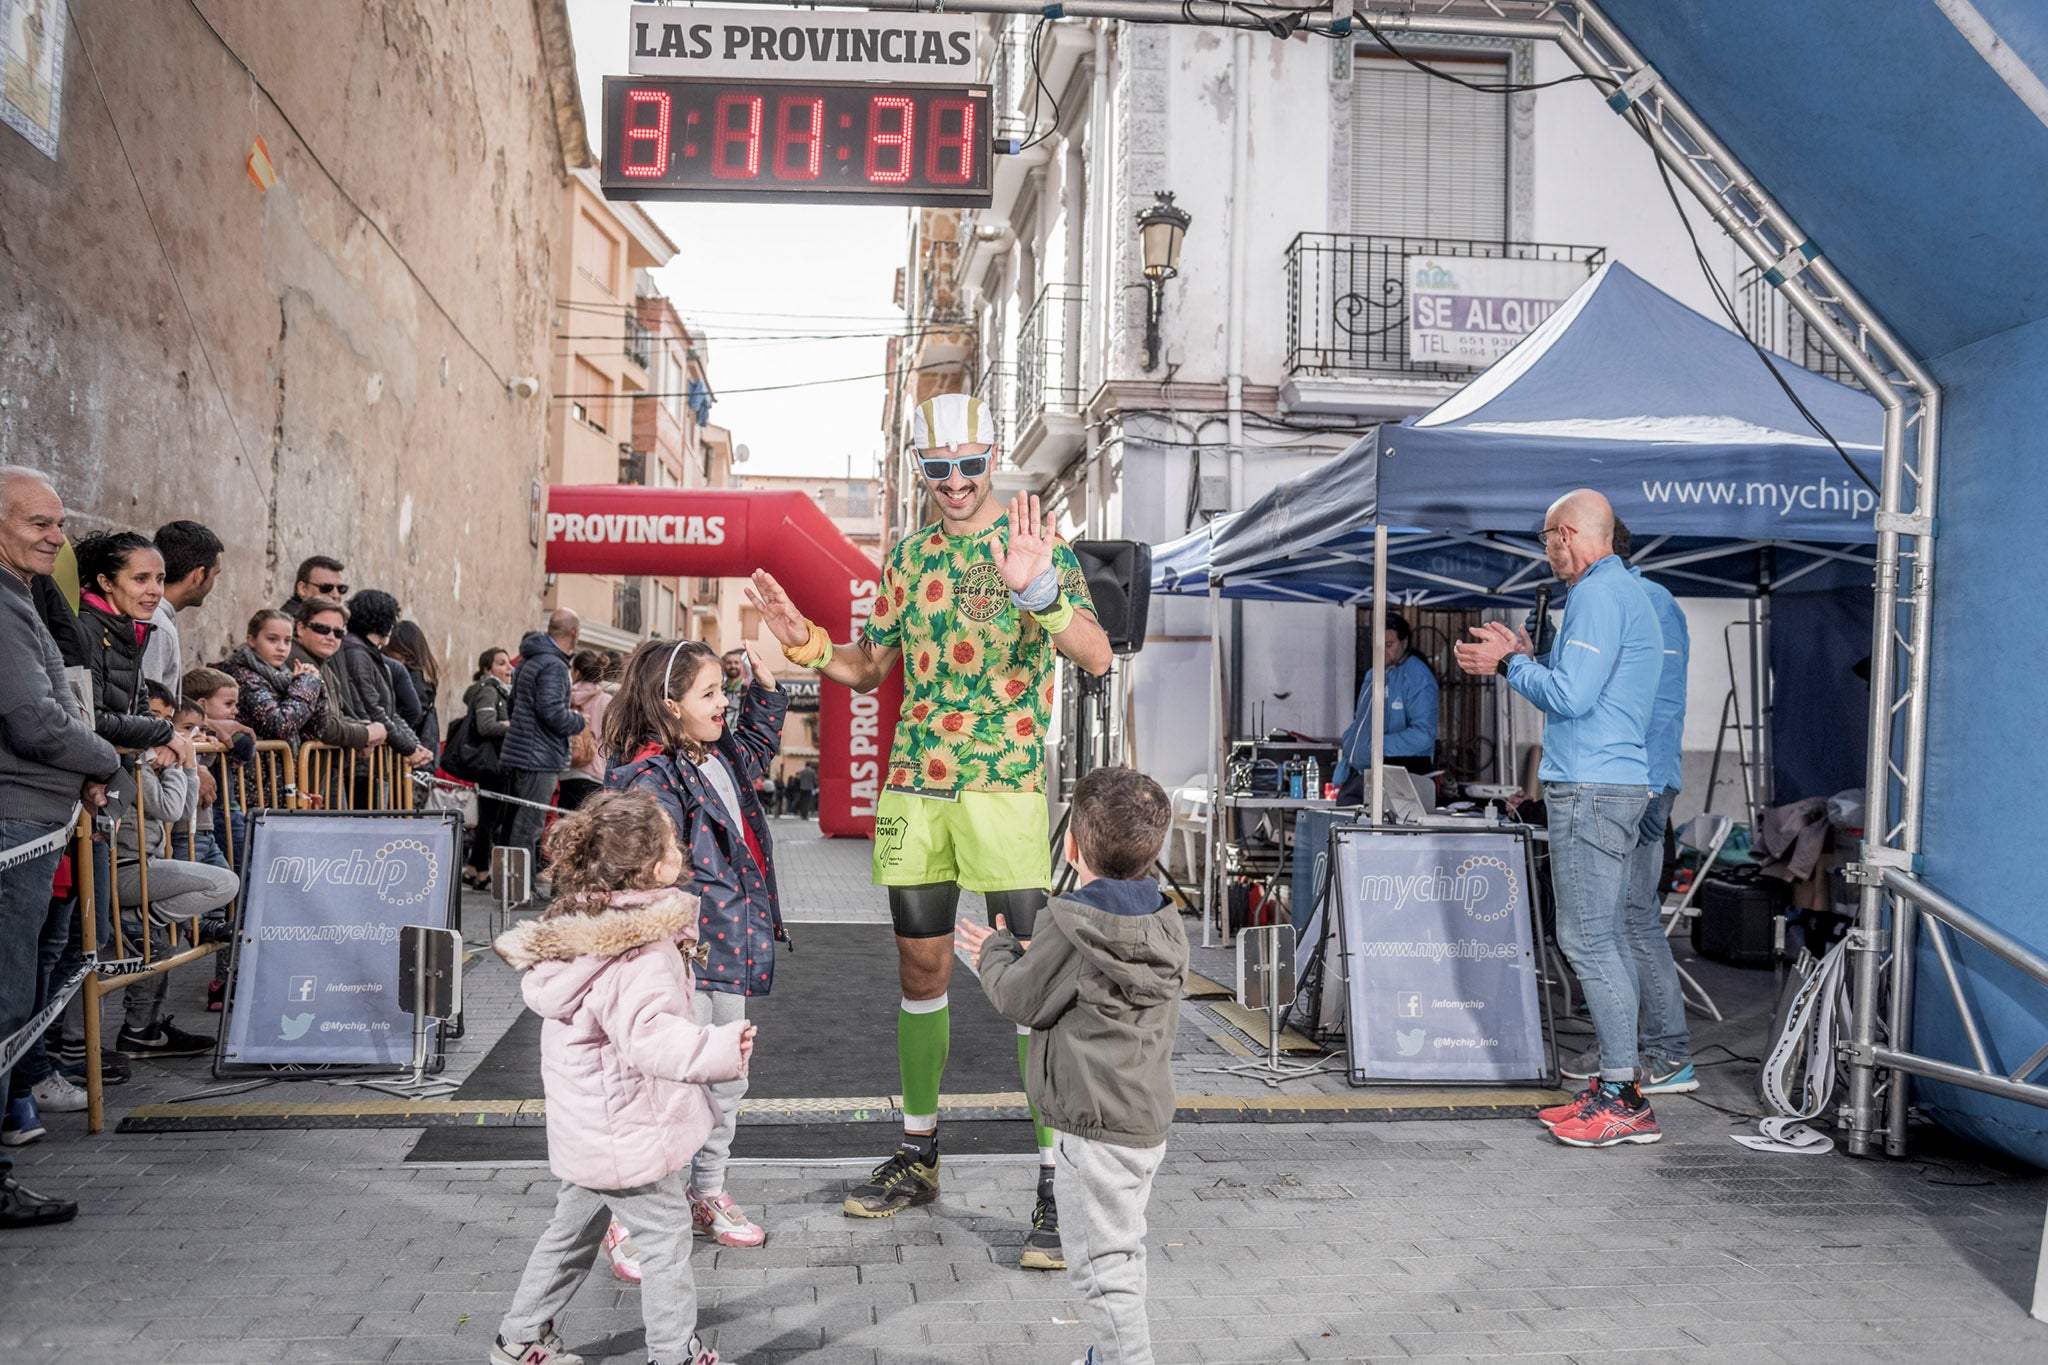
1335 826 1548 1084
220 811 459 1069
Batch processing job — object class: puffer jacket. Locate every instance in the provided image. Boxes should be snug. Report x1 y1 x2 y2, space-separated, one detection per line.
339 634 421 754
494 889 748 1190
463 675 512 741
224 645 330 747
64 592 175 752
607 681 791 996
501 631 584 772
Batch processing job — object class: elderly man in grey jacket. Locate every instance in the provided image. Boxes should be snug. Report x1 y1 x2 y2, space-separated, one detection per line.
0 466 121 1228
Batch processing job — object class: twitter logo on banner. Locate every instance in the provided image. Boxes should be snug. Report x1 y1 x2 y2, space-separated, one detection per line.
280 1013 315 1040
1396 1027 1426 1056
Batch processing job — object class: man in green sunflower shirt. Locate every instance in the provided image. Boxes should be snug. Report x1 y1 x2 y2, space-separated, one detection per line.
747 392 1111 1270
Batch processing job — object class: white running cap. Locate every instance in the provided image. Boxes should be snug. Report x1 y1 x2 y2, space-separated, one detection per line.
910 392 996 452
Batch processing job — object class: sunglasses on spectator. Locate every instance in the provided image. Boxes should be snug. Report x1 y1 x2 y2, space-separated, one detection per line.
300 621 344 638
305 580 348 596
918 453 990 480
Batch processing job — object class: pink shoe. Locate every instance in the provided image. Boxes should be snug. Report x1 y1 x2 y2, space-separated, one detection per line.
689 1188 766 1247
602 1217 642 1283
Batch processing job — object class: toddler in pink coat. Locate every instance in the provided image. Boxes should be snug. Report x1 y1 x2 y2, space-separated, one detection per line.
490 790 757 1365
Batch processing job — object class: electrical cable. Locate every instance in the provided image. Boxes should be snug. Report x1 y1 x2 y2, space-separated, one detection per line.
69 10 270 503
1627 106 1880 496
553 359 962 401
1015 16 1064 152
179 0 511 385
1353 15 1618 95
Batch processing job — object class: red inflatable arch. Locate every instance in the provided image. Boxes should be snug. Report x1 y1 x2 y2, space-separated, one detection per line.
544 484 900 838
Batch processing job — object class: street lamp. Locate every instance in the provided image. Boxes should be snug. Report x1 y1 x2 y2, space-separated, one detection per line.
1136 190 1192 372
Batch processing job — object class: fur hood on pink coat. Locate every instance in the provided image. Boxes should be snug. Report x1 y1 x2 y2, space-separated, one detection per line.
495 889 748 1191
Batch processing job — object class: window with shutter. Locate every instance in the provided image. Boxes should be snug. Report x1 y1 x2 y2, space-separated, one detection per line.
1351 54 1508 240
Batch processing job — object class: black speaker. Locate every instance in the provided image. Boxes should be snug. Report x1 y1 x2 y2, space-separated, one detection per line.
1071 539 1152 655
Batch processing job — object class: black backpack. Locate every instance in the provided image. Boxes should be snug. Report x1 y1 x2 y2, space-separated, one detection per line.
442 714 502 781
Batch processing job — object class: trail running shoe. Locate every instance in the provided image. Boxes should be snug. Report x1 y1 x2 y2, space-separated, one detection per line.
1019 1192 1065 1271
1550 1086 1662 1147
843 1145 940 1218
602 1217 641 1284
489 1320 585 1364
1641 1058 1700 1094
691 1188 766 1247
1536 1081 1600 1128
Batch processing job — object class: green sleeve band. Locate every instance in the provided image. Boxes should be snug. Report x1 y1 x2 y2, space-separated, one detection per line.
1031 598 1076 635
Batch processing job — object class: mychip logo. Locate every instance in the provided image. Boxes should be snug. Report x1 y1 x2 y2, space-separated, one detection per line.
1356 856 1520 923
261 839 440 907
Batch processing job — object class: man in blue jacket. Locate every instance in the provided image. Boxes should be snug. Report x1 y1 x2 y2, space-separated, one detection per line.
501 608 587 895
1546 521 1699 1097
1332 610 1439 803
1457 490 1663 1147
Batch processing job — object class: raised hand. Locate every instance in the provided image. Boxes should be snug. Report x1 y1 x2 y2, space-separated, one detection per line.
744 570 812 648
742 637 782 690
991 493 1055 595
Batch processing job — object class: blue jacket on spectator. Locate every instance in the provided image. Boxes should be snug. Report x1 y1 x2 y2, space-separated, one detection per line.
1629 566 1689 794
500 631 584 773
607 681 791 996
1505 553 1662 786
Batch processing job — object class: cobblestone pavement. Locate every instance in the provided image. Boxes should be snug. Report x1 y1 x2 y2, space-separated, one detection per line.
4 819 2045 1363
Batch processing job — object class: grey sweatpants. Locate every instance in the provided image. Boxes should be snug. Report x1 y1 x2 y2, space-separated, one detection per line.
114 858 238 1030
499 1171 698 1361
690 989 748 1195
1054 1130 1167 1365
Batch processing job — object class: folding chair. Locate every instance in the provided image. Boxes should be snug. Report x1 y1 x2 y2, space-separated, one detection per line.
1663 813 1734 1022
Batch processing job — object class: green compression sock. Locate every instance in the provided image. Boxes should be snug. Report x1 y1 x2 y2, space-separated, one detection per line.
1018 1027 1055 1157
898 995 951 1128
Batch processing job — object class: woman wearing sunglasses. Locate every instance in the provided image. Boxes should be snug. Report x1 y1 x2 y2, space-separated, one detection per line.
287 601 389 752
745 391 1113 1273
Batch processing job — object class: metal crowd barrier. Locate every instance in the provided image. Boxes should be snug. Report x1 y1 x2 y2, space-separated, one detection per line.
295 740 418 813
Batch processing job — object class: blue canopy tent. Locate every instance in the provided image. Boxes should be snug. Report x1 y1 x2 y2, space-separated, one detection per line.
1150 257 1885 946
1153 261 1884 606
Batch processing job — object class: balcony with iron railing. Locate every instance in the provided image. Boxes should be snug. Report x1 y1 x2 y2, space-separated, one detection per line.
1285 233 1606 383
625 312 652 372
1735 263 1862 390
1012 282 1086 473
612 579 643 636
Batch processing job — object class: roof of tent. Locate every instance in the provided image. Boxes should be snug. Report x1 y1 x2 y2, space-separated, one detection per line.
1150 260 1884 604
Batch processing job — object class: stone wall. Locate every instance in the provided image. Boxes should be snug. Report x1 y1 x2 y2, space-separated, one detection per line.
0 0 581 683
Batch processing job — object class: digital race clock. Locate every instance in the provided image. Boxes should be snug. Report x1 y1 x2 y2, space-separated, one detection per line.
599 76 993 207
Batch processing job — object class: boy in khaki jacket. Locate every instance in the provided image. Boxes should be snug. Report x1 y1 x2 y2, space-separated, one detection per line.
957 767 1188 1365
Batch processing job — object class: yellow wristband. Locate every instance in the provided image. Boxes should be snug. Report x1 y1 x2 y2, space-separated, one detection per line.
781 623 831 667
1031 598 1076 635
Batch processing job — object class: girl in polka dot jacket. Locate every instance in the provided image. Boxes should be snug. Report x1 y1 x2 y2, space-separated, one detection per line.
599 636 791 1269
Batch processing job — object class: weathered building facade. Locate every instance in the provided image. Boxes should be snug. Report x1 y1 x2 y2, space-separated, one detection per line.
0 0 587 677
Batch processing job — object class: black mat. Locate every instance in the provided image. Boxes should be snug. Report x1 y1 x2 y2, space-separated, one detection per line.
410 923 1035 1162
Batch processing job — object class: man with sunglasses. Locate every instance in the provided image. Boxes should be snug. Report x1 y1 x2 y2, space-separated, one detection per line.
281 555 347 621
747 392 1112 1270
1455 489 1664 1148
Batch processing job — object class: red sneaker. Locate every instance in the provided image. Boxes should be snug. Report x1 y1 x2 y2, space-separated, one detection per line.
1551 1088 1662 1147
1536 1082 1599 1128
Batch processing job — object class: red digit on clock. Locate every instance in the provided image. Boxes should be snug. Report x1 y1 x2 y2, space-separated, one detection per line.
773 94 824 181
925 97 975 186
866 95 915 185
712 92 764 179
622 89 671 178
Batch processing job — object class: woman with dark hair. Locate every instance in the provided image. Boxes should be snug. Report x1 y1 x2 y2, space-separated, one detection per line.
338 589 430 769
65 532 176 753
558 648 613 812
461 646 515 889
383 619 443 756
223 608 329 747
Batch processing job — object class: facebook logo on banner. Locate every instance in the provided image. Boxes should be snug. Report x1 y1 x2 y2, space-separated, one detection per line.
290 977 317 1003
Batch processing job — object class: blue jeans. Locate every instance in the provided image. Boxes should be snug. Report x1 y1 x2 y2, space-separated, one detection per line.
1545 783 1650 1084
1627 789 1691 1067
6 887 74 1094
1 819 68 1177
